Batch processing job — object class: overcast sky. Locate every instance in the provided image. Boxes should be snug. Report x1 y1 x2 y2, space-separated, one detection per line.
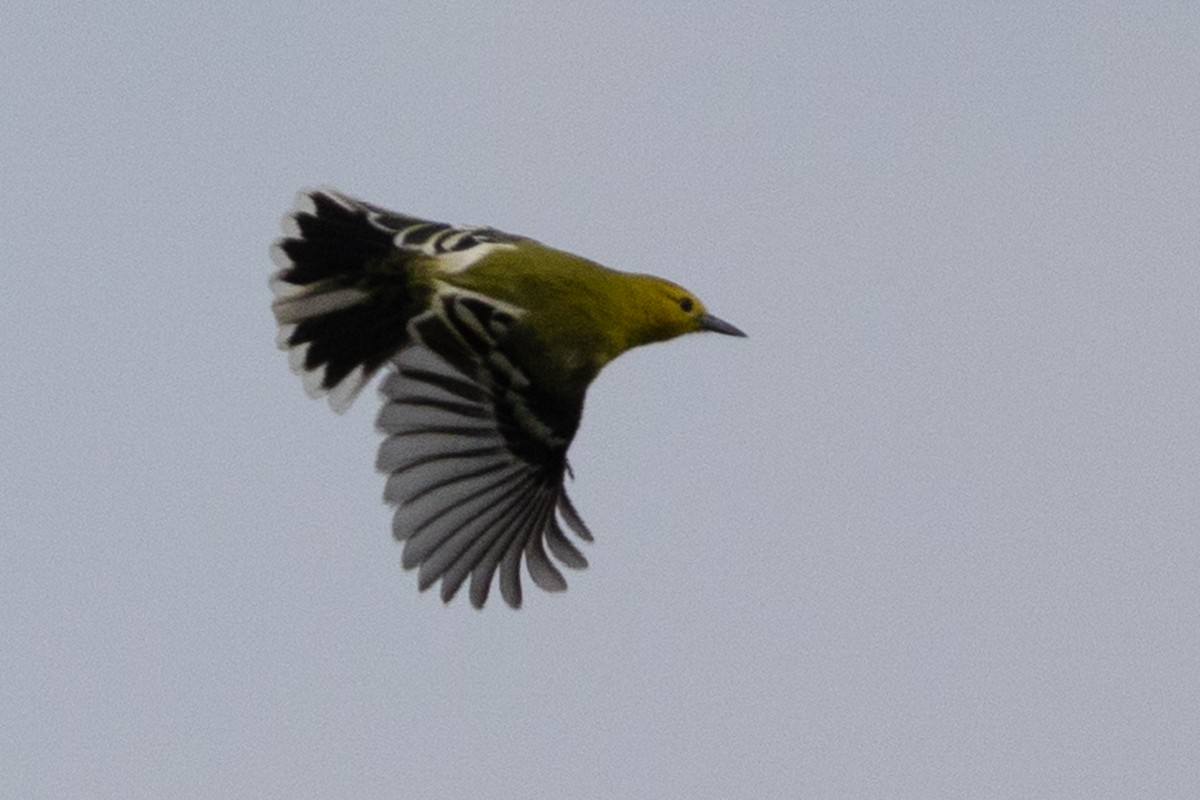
4 3 1199 798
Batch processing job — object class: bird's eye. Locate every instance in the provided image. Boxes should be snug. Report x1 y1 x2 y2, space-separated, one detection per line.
678 297 694 313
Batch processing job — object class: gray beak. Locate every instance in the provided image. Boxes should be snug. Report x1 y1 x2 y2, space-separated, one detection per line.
698 313 747 337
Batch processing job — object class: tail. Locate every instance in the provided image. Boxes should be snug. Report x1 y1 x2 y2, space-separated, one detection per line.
270 188 427 412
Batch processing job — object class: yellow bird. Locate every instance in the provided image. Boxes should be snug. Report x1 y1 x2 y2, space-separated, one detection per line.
271 189 744 609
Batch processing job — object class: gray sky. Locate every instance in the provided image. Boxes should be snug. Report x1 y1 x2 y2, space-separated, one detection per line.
4 3 1199 798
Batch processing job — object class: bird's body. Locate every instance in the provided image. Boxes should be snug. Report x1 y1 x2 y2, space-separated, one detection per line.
271 188 743 608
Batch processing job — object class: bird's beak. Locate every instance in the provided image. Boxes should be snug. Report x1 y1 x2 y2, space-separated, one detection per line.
698 313 747 337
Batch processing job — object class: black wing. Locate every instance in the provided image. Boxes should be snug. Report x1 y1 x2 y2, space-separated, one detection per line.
377 292 594 609
270 188 524 412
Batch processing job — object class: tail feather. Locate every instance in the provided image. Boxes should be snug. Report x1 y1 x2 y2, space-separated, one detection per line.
270 188 426 413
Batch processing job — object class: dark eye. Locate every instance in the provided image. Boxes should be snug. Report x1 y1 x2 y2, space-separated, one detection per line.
678 297 694 313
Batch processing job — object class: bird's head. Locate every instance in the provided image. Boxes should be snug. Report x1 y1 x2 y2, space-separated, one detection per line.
626 275 746 347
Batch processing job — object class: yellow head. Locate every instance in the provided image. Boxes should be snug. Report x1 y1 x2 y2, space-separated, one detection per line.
621 274 746 349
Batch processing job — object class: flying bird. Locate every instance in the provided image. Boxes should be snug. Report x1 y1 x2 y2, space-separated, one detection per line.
271 188 744 609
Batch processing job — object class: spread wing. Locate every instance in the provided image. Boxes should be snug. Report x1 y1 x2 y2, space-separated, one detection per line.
377 291 594 609
270 188 525 413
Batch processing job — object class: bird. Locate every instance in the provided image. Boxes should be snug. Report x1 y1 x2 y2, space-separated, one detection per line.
270 188 745 609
